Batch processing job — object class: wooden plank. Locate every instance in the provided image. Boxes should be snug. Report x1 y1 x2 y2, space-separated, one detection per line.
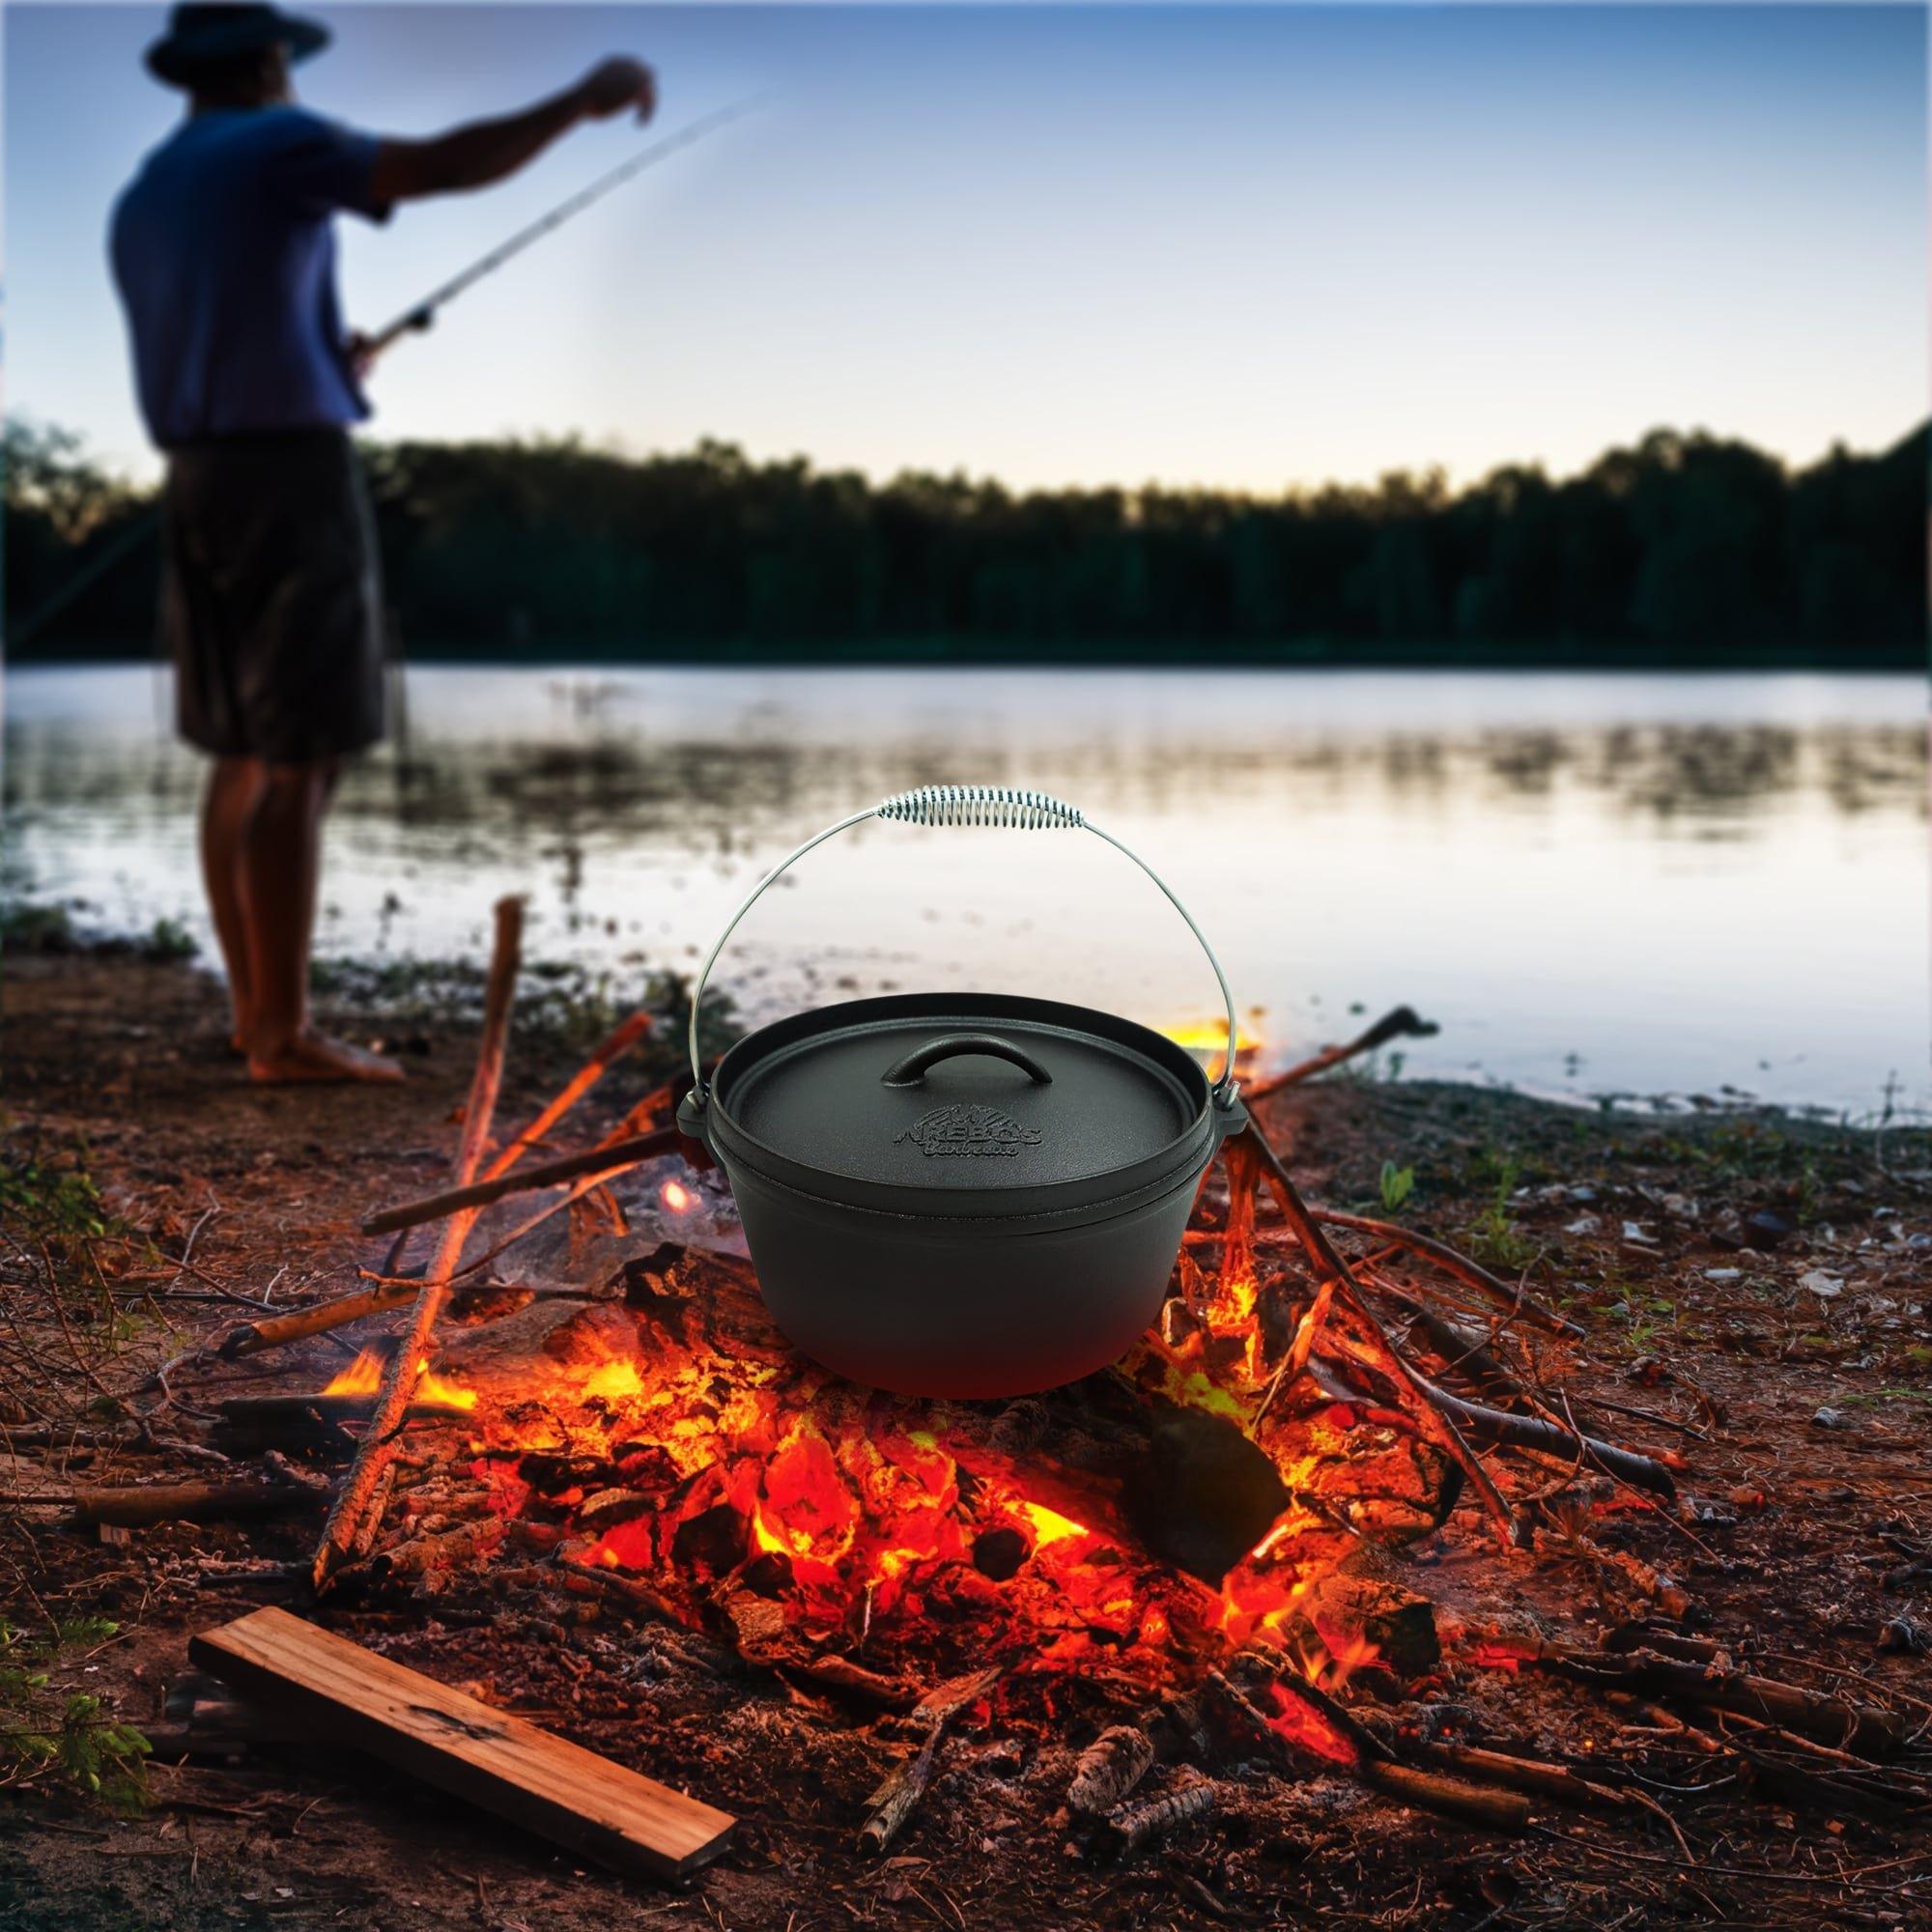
189 1606 734 1881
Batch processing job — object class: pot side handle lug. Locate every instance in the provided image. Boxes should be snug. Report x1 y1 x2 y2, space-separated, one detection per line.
675 1087 713 1154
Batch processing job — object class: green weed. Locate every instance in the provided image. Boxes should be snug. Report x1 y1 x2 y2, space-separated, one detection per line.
1378 1160 1416 1212
1464 1148 1536 1271
0 1149 116 1246
0 1617 150 1814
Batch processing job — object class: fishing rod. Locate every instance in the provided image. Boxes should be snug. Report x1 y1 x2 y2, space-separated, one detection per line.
359 95 761 363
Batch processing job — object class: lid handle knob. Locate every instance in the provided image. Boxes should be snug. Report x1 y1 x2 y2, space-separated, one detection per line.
880 1033 1054 1089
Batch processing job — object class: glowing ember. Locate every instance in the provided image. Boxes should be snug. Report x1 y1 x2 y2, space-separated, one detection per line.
323 1347 475 1410
660 1179 696 1214
446 1225 1451 1690
1012 1500 1089 1549
582 1359 643 1402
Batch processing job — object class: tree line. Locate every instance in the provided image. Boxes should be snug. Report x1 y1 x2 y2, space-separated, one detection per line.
7 417 1923 666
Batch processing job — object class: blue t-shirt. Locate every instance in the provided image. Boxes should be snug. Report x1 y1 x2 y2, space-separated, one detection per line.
110 106 389 447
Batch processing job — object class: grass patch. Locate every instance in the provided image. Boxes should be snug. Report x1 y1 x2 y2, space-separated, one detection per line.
0 1135 152 1353
0 1144 119 1248
1838 1387 1932 1410
2 891 197 964
1463 1147 1538 1272
0 1616 150 1814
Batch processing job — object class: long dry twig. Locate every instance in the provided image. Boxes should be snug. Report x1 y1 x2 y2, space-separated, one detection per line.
310 895 524 1593
1309 1208 1583 1336
218 1072 681 1365
476 1009 654 1184
1237 1125 1518 1544
360 1125 683 1236
1243 1005 1439 1101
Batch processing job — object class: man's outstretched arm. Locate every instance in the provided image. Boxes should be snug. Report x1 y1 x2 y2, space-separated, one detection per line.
368 57 655 204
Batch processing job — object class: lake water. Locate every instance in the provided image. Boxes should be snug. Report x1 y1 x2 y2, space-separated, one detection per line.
5 664 1926 1116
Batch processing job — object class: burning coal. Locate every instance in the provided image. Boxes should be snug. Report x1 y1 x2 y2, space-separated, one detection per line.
418 1237 1452 1698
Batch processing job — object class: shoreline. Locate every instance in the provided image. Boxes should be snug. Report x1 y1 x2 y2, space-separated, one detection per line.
6 902 1918 1129
12 649 1930 676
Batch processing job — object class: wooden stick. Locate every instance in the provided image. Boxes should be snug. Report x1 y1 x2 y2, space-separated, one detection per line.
216 1392 470 1426
858 1719 947 1852
1239 1125 1517 1544
1244 1006 1439 1101
1103 1772 1216 1851
1418 1378 1681 1497
1418 1742 1632 1811
219 1007 647 1360
217 1281 415 1360
479 1009 654 1183
1549 1649 1911 1759
1310 1209 1583 1336
1210 1664 1528 1833
1066 1725 1155 1817
1381 1291 1529 1405
312 896 523 1593
59 1476 328 1527
1217 1135 1262 1299
1266 1670 1530 1832
361 1125 682 1236
1359 1758 1531 1832
858 1663 1001 1852
443 1078 683 1276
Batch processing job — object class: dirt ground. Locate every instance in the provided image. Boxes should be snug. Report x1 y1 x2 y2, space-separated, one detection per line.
3 948 1930 1931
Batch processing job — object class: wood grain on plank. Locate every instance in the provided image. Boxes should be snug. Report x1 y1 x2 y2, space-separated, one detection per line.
190 1606 734 1880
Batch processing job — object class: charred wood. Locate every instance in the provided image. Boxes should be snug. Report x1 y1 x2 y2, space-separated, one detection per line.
1101 1770 1218 1852
1066 1724 1155 1816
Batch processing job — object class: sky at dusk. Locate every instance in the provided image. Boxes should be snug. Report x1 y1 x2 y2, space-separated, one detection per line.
4 3 1925 493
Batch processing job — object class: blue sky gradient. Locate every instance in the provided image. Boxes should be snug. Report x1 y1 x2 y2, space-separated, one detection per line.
5 4 1925 490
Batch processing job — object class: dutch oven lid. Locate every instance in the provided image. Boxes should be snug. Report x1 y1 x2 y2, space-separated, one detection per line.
705 992 1220 1219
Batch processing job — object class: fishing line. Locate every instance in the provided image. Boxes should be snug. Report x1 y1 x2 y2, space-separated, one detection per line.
360 95 763 362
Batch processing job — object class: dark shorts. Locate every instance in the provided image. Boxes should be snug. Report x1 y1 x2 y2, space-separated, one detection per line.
162 428 386 764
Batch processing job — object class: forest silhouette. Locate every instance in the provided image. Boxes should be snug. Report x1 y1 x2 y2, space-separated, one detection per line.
8 418 1923 667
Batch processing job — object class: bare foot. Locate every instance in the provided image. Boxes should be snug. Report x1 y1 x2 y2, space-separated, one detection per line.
247 1029 404 1085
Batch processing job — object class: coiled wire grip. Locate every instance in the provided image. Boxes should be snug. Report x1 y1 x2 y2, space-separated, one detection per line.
685 785 1241 1107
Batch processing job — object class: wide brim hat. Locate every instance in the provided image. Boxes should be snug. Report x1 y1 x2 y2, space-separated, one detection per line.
145 4 330 88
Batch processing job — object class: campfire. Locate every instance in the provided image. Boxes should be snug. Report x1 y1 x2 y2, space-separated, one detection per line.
120 897 1929 1884
235 895 1681 1832
434 1230 1453 1696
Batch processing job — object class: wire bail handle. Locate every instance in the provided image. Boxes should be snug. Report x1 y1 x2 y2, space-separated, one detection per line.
684 785 1241 1107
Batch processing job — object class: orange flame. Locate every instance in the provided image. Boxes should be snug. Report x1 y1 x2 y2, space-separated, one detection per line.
1161 1018 1262 1084
322 1347 475 1410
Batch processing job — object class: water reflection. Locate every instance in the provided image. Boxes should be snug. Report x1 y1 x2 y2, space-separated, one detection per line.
6 666 1926 1113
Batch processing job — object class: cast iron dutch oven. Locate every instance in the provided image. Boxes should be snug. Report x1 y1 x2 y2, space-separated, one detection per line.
676 785 1247 1398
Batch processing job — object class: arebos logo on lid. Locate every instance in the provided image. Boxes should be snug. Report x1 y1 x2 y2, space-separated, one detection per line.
895 1103 1046 1158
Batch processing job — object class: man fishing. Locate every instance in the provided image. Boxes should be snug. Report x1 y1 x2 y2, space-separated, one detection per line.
111 3 655 1082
